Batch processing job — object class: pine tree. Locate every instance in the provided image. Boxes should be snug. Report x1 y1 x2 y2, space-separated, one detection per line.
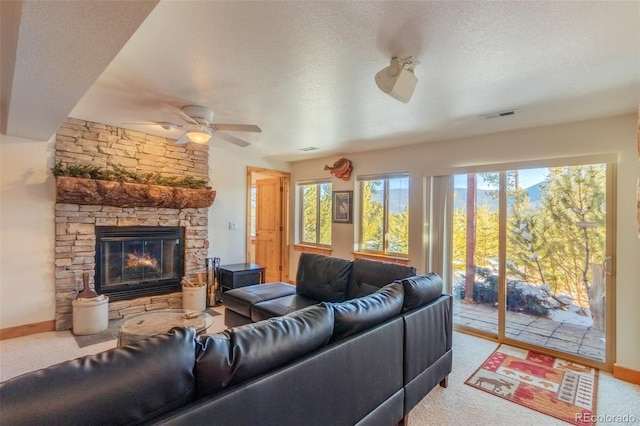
540 165 606 305
319 183 332 245
301 185 318 243
388 207 409 254
361 180 384 251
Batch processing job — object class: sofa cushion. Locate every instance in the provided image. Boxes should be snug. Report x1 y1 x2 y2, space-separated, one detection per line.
296 253 353 302
347 258 416 299
194 303 334 399
223 282 297 317
330 281 404 342
0 327 198 425
193 332 233 399
251 294 319 322
399 273 443 313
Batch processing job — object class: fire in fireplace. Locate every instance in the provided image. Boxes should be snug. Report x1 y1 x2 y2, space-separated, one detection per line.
95 226 184 301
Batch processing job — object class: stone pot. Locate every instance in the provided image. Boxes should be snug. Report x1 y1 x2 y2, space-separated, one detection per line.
182 285 207 312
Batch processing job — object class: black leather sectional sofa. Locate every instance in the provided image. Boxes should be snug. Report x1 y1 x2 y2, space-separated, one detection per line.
223 253 422 327
1 254 452 425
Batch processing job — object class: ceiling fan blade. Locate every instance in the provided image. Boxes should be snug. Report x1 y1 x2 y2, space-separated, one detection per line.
213 124 262 133
215 132 251 148
122 121 157 126
173 108 200 126
123 121 183 130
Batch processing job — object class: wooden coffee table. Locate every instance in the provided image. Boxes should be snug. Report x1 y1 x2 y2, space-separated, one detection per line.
117 309 214 347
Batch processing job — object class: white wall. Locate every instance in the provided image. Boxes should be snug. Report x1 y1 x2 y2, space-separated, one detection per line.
290 114 640 372
207 146 290 265
0 134 56 328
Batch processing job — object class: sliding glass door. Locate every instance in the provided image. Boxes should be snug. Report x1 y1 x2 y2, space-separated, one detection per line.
452 172 500 335
448 161 612 367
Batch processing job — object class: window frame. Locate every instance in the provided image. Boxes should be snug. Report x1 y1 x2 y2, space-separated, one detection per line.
357 173 409 257
297 179 332 247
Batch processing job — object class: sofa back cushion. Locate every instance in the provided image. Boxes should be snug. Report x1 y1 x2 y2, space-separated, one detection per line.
399 273 443 312
296 253 353 302
331 281 404 342
0 328 198 425
347 258 416 299
195 303 334 399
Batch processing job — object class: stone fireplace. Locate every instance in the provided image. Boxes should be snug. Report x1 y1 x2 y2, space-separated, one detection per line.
54 118 213 330
95 226 184 300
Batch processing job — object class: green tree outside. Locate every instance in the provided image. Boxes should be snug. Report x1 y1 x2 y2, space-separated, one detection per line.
361 180 384 251
454 164 606 309
301 182 332 245
360 178 409 255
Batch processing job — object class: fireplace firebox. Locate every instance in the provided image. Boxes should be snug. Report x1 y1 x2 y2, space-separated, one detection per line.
95 226 184 301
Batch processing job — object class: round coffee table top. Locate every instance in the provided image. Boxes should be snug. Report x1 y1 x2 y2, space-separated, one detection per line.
118 309 213 346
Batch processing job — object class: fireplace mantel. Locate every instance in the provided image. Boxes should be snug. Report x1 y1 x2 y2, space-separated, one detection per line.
56 176 216 209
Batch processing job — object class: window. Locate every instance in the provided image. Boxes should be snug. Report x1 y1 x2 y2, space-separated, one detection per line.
299 181 332 246
359 174 409 256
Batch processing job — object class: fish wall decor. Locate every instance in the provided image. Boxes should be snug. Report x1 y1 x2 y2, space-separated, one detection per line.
324 157 352 181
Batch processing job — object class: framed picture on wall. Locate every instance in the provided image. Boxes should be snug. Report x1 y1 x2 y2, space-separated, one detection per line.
332 191 353 224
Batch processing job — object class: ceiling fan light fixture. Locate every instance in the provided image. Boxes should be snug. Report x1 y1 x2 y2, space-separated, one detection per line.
186 126 212 144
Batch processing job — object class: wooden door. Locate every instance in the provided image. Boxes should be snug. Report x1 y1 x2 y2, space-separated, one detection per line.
255 177 282 282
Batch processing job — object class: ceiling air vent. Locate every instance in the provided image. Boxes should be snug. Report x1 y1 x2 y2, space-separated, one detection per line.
479 109 517 120
299 146 319 152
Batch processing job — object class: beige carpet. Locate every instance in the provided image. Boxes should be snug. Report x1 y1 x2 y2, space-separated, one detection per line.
2 310 639 425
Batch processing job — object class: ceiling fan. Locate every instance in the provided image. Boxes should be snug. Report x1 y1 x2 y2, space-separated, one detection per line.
128 105 261 147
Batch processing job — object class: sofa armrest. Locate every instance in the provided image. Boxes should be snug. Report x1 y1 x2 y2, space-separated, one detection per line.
402 294 453 412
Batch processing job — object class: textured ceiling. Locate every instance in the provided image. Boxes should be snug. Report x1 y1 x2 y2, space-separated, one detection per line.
2 1 639 162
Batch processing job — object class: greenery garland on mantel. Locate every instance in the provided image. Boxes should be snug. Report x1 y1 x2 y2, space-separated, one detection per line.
51 162 210 190
52 164 215 209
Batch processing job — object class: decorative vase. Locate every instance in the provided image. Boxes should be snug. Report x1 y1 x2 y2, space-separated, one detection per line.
182 285 206 312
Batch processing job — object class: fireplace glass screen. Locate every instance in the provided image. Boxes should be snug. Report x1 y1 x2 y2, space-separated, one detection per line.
95 227 184 300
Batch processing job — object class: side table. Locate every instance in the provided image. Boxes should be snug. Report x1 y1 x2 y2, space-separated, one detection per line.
117 309 213 347
219 263 265 293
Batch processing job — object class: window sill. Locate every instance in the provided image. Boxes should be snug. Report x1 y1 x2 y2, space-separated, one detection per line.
294 244 332 255
352 252 410 265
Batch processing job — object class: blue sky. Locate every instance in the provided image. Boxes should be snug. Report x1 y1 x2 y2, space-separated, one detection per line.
454 167 547 190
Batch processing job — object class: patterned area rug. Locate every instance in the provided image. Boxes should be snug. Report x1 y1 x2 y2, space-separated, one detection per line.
465 345 598 426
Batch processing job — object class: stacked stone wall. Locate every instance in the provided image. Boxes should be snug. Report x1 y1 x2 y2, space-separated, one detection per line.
55 118 208 180
53 118 210 330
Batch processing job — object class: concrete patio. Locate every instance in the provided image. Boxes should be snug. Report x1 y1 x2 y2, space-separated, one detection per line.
454 300 605 362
